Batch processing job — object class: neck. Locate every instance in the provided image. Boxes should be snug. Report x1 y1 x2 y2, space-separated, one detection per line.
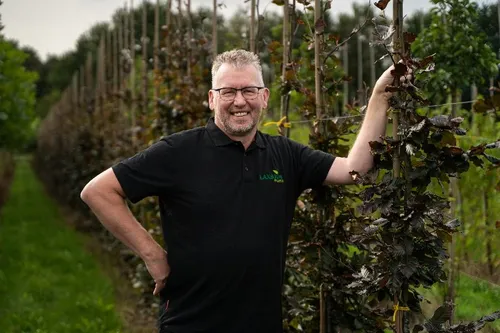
226 130 257 150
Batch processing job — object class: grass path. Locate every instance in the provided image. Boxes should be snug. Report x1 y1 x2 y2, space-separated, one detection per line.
0 156 123 333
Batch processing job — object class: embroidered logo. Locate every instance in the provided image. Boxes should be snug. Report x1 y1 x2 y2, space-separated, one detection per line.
259 169 284 183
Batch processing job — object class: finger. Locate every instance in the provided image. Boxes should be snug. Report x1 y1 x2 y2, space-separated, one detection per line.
153 282 164 296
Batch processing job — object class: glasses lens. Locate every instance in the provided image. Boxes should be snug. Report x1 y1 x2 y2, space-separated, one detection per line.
242 87 259 100
219 88 236 101
217 87 261 101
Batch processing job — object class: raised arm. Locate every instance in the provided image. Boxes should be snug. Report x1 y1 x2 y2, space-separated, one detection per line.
324 64 406 185
80 168 169 295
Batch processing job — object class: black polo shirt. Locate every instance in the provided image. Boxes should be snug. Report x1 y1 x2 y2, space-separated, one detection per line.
112 117 335 333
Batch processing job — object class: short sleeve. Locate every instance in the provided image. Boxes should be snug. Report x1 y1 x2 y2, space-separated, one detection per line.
289 140 335 193
112 138 176 204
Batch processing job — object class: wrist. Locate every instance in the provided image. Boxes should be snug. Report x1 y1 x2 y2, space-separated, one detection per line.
139 243 167 262
370 88 391 105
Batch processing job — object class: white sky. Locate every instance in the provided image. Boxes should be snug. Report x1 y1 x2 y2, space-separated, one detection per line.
2 0 497 61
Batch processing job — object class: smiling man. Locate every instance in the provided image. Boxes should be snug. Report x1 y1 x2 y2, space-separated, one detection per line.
81 49 401 333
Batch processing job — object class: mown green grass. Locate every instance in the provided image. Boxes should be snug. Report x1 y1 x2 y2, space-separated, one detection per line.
419 273 500 332
0 156 122 333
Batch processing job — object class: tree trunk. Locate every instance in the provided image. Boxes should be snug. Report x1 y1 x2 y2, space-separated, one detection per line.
392 0 404 332
314 2 325 333
250 0 256 53
342 43 348 115
484 191 494 276
130 0 136 146
154 0 160 119
212 0 218 58
369 29 375 94
357 32 364 105
447 88 461 325
142 2 148 117
281 0 290 136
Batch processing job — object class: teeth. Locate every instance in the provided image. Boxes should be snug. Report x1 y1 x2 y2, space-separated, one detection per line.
233 112 249 117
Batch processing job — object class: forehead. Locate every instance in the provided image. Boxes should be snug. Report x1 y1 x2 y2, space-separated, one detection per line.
214 63 260 88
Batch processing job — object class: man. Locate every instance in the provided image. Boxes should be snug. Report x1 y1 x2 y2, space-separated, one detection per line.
80 49 400 333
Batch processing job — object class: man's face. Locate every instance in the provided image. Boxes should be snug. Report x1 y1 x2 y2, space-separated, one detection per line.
208 64 269 138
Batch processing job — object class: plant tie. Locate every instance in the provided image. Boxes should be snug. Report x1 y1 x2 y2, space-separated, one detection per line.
263 116 291 129
392 302 410 322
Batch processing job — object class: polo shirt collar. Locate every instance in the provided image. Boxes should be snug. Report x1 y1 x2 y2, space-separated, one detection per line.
206 117 266 149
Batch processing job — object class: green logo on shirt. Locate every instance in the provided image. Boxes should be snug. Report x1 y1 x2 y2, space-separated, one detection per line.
259 169 284 183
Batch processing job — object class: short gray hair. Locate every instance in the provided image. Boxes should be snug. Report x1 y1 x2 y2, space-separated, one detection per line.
211 49 264 88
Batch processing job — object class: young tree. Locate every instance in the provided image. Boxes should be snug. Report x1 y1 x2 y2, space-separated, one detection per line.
412 0 498 108
411 0 498 314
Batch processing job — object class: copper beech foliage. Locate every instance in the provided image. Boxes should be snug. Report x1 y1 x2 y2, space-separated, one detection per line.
273 2 500 332
344 13 500 333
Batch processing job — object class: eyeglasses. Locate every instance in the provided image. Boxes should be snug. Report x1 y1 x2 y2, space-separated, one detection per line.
212 86 265 102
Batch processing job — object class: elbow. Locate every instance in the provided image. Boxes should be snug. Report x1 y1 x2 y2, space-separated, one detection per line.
80 179 100 205
80 182 92 204
347 158 373 177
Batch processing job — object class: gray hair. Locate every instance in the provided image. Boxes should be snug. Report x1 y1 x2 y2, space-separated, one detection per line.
211 49 264 88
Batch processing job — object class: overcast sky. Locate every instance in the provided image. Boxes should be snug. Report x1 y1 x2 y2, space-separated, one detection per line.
2 0 497 61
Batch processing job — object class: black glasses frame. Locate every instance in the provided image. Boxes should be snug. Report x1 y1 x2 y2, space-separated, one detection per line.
211 86 266 101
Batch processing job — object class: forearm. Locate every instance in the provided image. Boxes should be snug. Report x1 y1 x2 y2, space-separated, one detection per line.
82 190 164 261
347 93 389 174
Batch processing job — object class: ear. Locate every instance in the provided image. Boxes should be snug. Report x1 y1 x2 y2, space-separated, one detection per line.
262 88 270 109
208 89 215 110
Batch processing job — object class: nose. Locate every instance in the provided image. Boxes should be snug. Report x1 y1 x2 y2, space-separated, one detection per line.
233 90 247 106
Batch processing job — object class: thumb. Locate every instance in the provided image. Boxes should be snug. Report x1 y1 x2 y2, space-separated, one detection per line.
153 278 167 296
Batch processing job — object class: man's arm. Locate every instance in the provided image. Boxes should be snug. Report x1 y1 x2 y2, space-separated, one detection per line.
80 168 169 295
324 64 403 185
